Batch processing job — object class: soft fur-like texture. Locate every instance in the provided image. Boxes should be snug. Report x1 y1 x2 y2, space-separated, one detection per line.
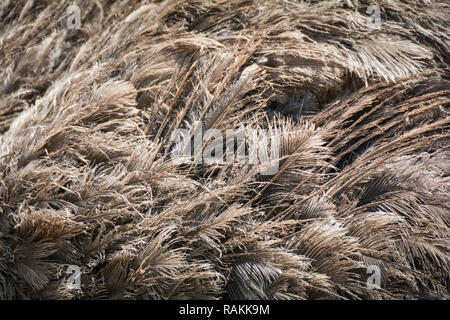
0 0 449 299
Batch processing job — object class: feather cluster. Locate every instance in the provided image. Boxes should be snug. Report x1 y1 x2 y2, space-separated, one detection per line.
0 0 449 299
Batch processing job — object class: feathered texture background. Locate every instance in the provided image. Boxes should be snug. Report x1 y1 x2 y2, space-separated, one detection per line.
0 0 449 300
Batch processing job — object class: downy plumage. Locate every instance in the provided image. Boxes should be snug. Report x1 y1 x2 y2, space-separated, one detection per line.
0 0 449 299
